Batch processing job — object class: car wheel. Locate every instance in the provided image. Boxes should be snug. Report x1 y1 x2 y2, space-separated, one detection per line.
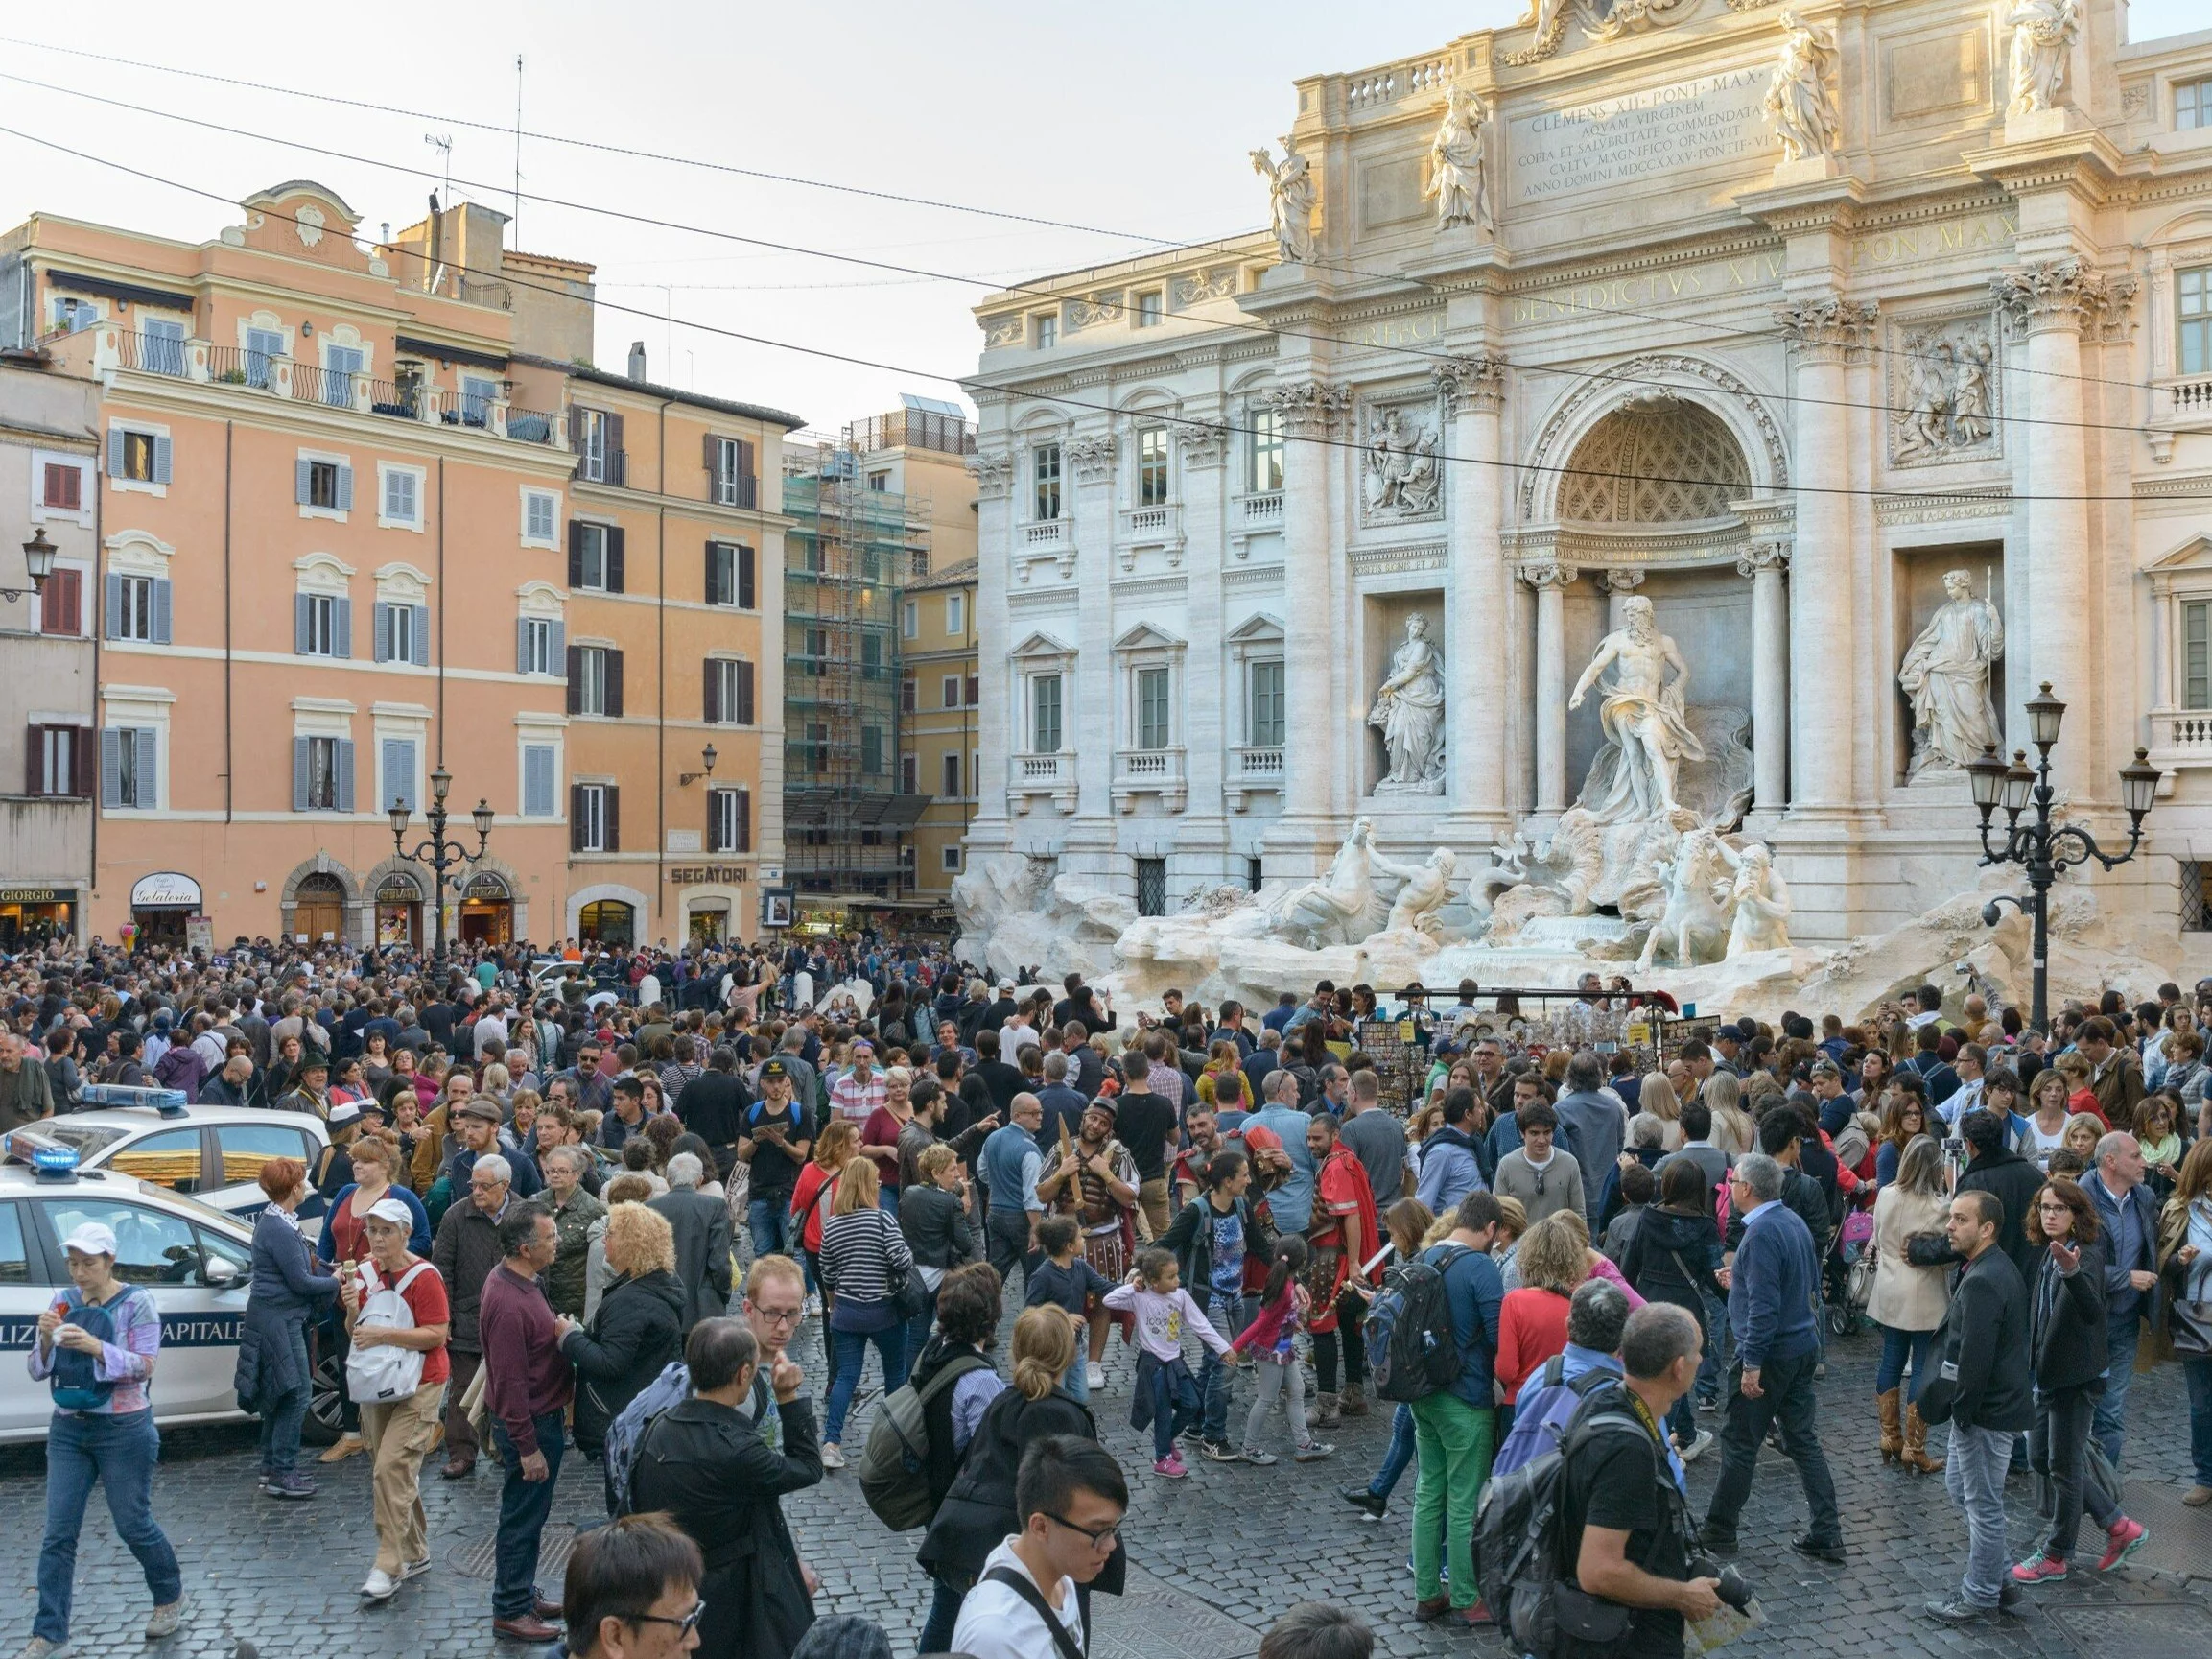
303 1335 345 1447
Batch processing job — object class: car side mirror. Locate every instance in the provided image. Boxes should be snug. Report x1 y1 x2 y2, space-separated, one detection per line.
202 1255 241 1286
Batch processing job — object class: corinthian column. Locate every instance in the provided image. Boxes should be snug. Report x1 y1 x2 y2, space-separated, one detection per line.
1601 567 1645 631
1523 561 1577 815
1991 258 2134 795
1268 380 1351 866
1776 294 1874 813
1435 352 1510 831
1067 430 1118 816
1735 543 1790 813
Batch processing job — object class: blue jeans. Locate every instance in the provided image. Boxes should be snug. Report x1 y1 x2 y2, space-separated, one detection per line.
1199 1292 1252 1443
878 1189 901 1216
748 1196 790 1260
1063 1350 1090 1405
2093 1315 2140 1466
2185 1355 2212 1487
259 1383 309 1477
1944 1421 2013 1609
1695 1288 1730 1402
1369 1401 1417 1498
490 1412 566 1620
1142 1361 1199 1461
824 1321 909 1445
903 1285 938 1377
36 1408 181 1643
918 1576 966 1654
1876 1324 1938 1403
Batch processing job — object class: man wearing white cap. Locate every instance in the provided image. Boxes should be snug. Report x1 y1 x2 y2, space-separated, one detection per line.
26 1221 188 1654
340 1196 453 1602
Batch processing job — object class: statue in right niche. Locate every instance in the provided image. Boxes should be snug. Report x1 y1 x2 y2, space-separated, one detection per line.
1898 567 2005 773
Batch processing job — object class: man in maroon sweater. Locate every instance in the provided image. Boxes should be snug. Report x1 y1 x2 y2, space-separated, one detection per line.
478 1201 571 1645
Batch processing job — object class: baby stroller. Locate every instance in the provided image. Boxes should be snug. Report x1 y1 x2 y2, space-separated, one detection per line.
1828 1206 1875 1337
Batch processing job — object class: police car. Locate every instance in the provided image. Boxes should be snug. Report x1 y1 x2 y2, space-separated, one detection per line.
1 1086 332 1236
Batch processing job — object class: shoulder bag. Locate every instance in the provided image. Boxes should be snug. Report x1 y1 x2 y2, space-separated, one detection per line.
982 1565 1088 1659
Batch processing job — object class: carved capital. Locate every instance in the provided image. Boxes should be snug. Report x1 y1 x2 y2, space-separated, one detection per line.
1777 294 1879 364
1173 421 1232 469
1066 435 1117 485
1519 560 1577 592
1735 542 1790 578
967 450 1014 500
1991 257 2136 338
1433 351 1508 415
1269 380 1352 436
1598 567 1646 596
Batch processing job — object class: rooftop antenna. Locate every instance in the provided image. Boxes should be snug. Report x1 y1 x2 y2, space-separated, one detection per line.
425 131 454 204
512 56 525 244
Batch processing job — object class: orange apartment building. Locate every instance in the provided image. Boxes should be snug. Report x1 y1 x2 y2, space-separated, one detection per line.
0 180 798 949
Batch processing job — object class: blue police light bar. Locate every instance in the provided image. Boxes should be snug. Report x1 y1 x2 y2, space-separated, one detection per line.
30 1144 81 1181
78 1084 191 1118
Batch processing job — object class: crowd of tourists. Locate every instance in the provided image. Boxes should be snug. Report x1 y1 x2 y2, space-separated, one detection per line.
9 929 2212 1656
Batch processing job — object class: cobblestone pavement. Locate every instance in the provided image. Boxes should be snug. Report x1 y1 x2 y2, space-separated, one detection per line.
5 1303 2209 1659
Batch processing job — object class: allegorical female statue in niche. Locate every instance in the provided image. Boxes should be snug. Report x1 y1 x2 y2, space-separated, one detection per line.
1369 612 1447 793
1898 568 2006 773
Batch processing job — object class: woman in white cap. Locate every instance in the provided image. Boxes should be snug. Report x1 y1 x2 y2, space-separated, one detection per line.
339 1196 453 1602
26 1219 187 1655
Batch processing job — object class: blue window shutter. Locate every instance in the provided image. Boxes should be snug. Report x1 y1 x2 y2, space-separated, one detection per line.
549 620 565 665
107 430 124 478
295 458 312 504
295 593 312 654
138 728 158 810
101 728 123 808
338 464 354 513
335 739 355 812
374 602 391 663
153 436 173 485
386 739 417 813
332 597 351 658
151 581 172 645
515 616 529 675
412 605 430 666
525 745 553 817
293 736 311 811
105 572 125 639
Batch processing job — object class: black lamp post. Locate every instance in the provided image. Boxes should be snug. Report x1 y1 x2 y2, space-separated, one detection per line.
1966 682 2160 1033
388 763 495 966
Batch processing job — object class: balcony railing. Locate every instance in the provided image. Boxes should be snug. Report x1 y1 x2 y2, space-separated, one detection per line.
114 329 191 378
577 448 630 488
506 406 559 445
1229 744 1284 813
1241 490 1284 525
1024 518 1068 548
1112 746 1188 814
367 379 423 420
1009 750 1076 816
205 344 276 390
2148 707 2212 777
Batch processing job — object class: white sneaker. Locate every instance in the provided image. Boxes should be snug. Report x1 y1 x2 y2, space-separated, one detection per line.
820 1441 845 1470
361 1568 399 1601
1086 1363 1106 1392
398 1556 433 1583
803 1293 822 1317
1679 1429 1715 1464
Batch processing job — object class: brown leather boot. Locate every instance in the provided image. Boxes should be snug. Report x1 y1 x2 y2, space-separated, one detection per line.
1337 1381 1370 1418
1877 1388 1903 1464
1902 1401 1944 1474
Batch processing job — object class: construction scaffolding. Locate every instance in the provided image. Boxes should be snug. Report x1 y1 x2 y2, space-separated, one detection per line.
781 437 931 907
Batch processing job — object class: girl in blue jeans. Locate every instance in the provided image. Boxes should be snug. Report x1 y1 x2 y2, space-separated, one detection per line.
817 1158 916 1463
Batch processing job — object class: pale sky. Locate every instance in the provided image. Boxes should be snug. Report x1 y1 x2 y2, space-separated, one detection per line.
0 1 2200 434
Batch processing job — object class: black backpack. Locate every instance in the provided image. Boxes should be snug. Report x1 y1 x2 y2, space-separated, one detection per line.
1364 1244 1467 1404
1475 1384 1657 1657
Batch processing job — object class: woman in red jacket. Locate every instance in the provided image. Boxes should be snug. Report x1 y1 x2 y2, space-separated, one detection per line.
1493 1212 1588 1434
788 1120 859 1312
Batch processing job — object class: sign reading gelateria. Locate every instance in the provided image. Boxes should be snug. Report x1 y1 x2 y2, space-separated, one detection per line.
1510 68 1770 205
129 871 202 910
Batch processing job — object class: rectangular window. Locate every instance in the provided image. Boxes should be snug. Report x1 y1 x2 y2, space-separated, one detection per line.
1249 658 1286 747
946 593 966 635
708 437 757 508
40 567 82 636
519 616 555 676
524 490 557 544
942 845 964 872
1248 406 1283 493
868 469 890 492
388 603 415 666
322 344 364 407
2180 77 2212 130
142 317 187 378
902 601 918 639
35 725 82 796
943 675 962 710
306 460 343 510
301 735 343 811
245 326 284 389
1136 857 1167 918
862 633 883 675
710 786 751 853
104 726 157 809
41 462 82 510
522 744 557 817
1137 666 1171 751
1138 426 1170 507
1032 444 1062 521
380 739 417 813
577 523 611 590
115 429 166 484
704 658 755 724
943 752 962 797
299 593 338 656
383 468 418 525
805 628 828 678
459 375 498 428
901 752 918 794
1135 290 1163 328
577 646 609 716
972 752 980 797
1247 855 1264 894
704 541 756 606
2185 862 2212 933
577 783 609 852
862 726 884 775
966 674 980 706
113 575 154 642
578 409 613 483
2183 266 2212 379
901 677 917 714
1033 314 1056 349
2188 601 2211 710
1033 674 1062 752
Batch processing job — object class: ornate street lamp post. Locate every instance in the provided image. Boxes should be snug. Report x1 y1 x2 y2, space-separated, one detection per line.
1966 682 2160 1033
388 763 495 966
2 527 58 604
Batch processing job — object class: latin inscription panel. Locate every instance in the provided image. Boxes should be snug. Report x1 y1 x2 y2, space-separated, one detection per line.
1509 68 1770 206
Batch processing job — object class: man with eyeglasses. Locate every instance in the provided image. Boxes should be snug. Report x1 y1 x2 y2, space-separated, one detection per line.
562 1511 707 1659
630 1316 819 1659
953 1435 1130 1659
431 1150 516 1481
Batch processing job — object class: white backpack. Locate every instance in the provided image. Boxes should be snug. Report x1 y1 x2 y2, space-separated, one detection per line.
346 1260 433 1404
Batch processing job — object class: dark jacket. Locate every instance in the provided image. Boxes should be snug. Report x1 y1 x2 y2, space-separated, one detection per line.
2029 1239 2109 1396
1618 1204 1725 1321
430 1197 509 1354
918 1386 1126 1594
1723 1167 1829 1254
233 1209 339 1415
1958 1145 2045 1287
2083 1173 2160 1326
899 1182 980 1270
1942 1244 2035 1433
650 1186 735 1332
564 1268 686 1457
630 1393 823 1659
909 1336 994 1507
1157 1192 1275 1303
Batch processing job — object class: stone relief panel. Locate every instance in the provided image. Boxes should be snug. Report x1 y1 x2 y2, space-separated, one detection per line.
1170 268 1239 308
1359 396 1446 527
1065 292 1124 332
1887 312 2002 468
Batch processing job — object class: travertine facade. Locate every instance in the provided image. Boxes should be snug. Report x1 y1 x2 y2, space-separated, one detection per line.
967 0 2212 963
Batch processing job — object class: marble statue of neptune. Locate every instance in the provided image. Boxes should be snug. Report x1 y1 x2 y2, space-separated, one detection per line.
1369 612 1447 792
1569 595 1705 821
1898 568 2005 772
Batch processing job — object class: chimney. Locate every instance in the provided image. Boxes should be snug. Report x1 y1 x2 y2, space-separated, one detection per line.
626 341 647 382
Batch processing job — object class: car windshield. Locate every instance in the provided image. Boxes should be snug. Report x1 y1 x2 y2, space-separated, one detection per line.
135 1181 253 1240
33 1122 129 1160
